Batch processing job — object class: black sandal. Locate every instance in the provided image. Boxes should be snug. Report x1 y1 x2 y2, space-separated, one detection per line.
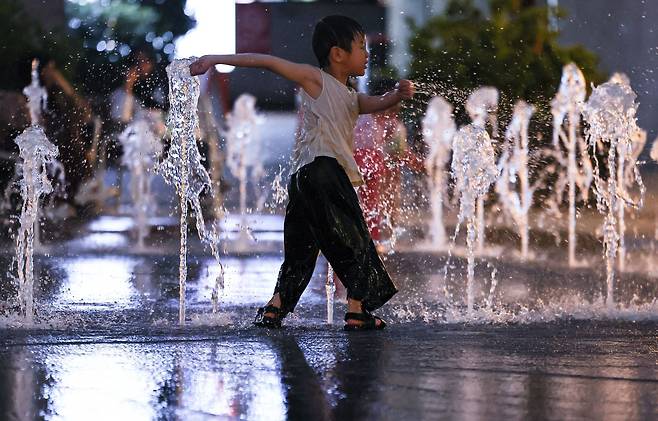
343 310 386 331
254 305 284 329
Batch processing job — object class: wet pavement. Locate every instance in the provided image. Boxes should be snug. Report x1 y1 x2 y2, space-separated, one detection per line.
2 321 658 420
1 215 658 420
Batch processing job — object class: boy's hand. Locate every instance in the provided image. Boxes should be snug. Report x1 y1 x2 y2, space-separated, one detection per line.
396 79 415 100
189 56 213 76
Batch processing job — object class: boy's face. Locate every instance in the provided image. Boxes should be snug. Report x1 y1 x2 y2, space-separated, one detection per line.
346 34 369 76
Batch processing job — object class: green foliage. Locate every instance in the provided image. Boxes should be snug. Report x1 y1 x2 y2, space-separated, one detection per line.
66 0 195 95
0 0 194 95
407 0 604 127
0 0 78 90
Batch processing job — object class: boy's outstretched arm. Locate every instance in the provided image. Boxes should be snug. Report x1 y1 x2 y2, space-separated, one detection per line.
189 54 322 98
358 79 415 114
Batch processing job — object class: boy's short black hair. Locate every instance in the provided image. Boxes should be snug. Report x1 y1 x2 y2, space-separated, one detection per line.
312 15 364 68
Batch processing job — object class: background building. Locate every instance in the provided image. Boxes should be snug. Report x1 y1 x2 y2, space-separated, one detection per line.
231 1 386 109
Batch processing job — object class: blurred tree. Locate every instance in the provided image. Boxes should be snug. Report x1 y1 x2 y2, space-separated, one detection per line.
406 0 604 128
0 0 195 201
0 0 195 98
66 0 195 97
0 0 76 91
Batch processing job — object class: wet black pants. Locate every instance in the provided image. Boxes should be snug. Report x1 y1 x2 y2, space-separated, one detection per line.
274 157 398 314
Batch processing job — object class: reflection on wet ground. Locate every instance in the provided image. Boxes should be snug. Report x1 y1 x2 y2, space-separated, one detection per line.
1 216 658 419
2 323 658 420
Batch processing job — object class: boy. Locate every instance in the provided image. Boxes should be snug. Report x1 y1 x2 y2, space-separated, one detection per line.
190 15 414 330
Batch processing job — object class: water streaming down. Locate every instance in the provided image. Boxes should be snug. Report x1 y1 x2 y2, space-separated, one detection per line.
225 93 264 245
270 165 288 207
549 63 593 267
465 87 499 137
422 96 455 249
118 119 163 249
609 74 647 273
465 87 499 254
582 76 644 308
158 58 224 324
618 126 646 271
13 126 59 323
8 60 65 323
20 59 65 251
450 124 498 313
495 100 536 260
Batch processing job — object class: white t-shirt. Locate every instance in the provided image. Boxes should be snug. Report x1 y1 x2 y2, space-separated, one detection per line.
290 69 363 186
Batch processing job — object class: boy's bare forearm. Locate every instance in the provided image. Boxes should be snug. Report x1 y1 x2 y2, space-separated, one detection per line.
358 80 414 114
190 54 320 94
358 91 402 114
205 54 273 69
189 53 279 77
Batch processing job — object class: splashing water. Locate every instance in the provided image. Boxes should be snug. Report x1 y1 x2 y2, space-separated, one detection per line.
410 80 475 110
465 87 499 254
451 124 498 313
496 100 536 259
14 126 59 323
551 64 587 146
17 58 66 251
618 126 646 271
158 58 224 324
268 164 288 208
118 119 163 249
548 63 592 267
582 75 644 308
466 87 499 138
422 96 455 249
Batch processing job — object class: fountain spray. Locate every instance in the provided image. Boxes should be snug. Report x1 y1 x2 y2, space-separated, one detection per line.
465 87 499 255
549 63 592 267
422 96 456 249
118 119 163 249
10 59 62 323
451 124 498 314
21 59 62 251
159 58 224 325
14 127 59 323
582 75 644 307
618 125 646 271
609 74 646 272
225 93 265 246
496 100 536 260
23 59 48 126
